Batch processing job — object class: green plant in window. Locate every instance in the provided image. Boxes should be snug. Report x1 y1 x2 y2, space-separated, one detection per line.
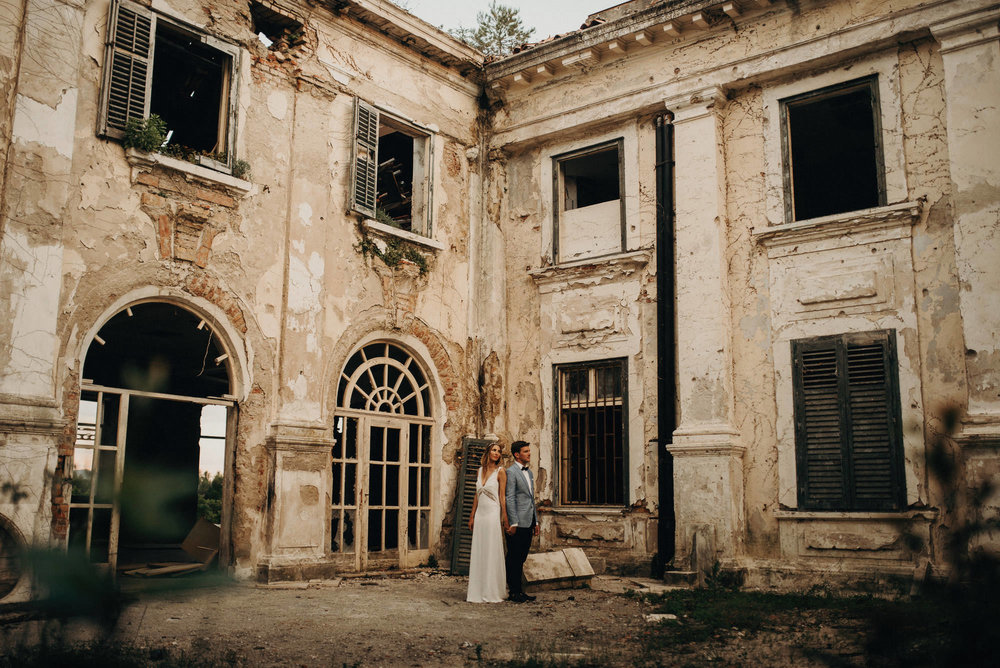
354 226 429 276
375 207 402 228
123 114 167 153
232 158 251 180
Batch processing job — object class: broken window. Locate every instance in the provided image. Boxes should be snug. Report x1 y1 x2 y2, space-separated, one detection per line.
553 140 624 262
557 359 627 506
780 76 886 222
351 99 433 236
791 330 905 511
98 0 239 169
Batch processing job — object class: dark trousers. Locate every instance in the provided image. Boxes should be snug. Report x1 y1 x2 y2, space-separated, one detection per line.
506 523 534 596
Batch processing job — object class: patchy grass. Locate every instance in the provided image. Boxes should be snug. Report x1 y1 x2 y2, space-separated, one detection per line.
632 585 996 666
0 638 246 668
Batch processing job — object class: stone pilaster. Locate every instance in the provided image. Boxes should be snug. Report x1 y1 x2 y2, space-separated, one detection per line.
931 8 1000 439
665 87 745 569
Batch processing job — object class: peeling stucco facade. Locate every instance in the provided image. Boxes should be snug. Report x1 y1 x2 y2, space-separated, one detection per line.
1 0 998 596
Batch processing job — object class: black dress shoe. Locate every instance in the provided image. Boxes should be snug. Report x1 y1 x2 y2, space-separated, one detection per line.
523 593 537 601
507 593 525 603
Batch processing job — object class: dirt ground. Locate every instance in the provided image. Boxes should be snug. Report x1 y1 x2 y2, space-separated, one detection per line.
9 572 875 667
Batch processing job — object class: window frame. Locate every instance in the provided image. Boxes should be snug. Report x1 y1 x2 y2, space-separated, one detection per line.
551 138 626 263
778 75 887 223
350 98 435 239
97 0 241 172
791 330 906 512
553 357 629 507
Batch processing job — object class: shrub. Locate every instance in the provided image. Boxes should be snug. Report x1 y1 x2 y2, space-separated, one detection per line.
122 114 167 153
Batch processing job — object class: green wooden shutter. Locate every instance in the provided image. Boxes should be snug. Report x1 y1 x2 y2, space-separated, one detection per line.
450 437 490 575
792 330 904 511
351 99 379 218
845 333 904 510
98 0 155 138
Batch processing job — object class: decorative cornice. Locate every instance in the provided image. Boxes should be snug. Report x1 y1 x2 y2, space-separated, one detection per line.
664 85 727 122
930 6 1000 54
752 200 922 248
528 249 652 292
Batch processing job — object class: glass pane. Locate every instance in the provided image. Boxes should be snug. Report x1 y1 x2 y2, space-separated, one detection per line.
94 449 117 505
68 507 90 553
200 405 227 437
407 509 417 548
98 394 120 446
331 461 342 505
345 463 357 507
596 364 622 400
91 508 112 563
370 426 384 461
418 510 429 549
77 399 98 447
369 464 383 505
385 465 399 506
331 513 341 552
419 467 430 507
421 425 430 464
565 369 587 404
409 423 418 463
343 509 356 550
345 418 357 459
332 416 343 459
408 467 418 506
386 428 400 462
71 448 94 503
368 509 382 551
385 509 398 550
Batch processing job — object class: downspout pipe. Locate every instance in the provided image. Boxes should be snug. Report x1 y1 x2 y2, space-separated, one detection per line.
654 114 676 570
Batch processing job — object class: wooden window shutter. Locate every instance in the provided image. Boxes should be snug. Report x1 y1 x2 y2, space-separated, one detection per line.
449 437 490 575
792 330 904 511
351 99 379 218
98 0 155 139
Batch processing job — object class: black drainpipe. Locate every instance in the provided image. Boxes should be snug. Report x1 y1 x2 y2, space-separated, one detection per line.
655 114 676 570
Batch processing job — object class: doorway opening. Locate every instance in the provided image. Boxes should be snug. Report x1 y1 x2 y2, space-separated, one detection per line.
331 341 435 571
72 302 235 574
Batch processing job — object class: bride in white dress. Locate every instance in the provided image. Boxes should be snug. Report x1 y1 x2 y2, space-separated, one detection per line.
466 442 509 603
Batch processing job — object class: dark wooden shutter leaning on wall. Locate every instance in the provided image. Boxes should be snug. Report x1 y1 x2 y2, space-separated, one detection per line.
351 99 379 218
792 330 905 511
98 0 155 139
450 437 490 575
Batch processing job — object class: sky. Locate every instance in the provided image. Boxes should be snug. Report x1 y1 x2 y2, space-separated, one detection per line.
404 0 622 40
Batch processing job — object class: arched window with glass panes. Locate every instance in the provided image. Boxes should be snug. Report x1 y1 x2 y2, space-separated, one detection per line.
331 341 434 569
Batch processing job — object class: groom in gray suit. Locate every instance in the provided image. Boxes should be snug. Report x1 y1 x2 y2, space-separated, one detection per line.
505 440 538 602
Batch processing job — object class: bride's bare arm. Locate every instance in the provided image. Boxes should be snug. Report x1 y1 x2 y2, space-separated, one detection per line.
498 468 509 528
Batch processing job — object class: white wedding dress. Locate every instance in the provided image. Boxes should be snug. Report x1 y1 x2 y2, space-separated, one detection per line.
466 467 507 603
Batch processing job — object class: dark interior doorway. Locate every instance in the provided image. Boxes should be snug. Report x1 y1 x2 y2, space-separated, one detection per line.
77 302 232 569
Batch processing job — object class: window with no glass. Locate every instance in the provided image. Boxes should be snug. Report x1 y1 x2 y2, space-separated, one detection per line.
553 140 624 262
98 0 239 170
351 100 433 237
780 76 885 222
791 330 905 511
556 359 627 506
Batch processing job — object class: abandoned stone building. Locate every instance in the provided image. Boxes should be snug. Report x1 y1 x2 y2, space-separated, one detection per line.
1 0 998 600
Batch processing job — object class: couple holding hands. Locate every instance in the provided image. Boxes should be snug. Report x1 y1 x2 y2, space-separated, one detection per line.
466 440 538 603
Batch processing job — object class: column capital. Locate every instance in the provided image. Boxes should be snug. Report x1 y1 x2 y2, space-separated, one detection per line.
664 86 727 124
931 7 1000 54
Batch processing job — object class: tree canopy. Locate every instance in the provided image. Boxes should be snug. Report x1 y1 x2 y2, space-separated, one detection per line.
450 2 535 58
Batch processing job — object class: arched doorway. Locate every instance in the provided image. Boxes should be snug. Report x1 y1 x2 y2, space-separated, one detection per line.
71 302 235 573
331 341 434 570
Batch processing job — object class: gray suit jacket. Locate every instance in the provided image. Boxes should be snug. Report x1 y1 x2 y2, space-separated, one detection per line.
505 462 537 529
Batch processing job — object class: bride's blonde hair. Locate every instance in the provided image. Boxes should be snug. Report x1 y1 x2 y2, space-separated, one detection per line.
480 441 503 470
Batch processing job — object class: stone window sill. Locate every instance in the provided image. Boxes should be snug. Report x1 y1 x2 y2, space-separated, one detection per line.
125 148 252 197
774 509 937 522
546 506 629 516
751 200 922 248
363 218 446 251
529 248 651 290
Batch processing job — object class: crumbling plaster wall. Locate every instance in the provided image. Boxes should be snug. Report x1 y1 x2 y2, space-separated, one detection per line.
1 0 484 580
487 0 987 578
